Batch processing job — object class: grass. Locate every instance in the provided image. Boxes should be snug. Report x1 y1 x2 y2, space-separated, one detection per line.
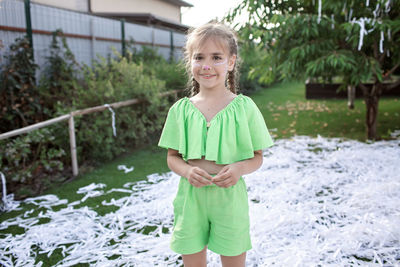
0 144 170 221
1 81 399 265
2 81 399 220
252 81 400 141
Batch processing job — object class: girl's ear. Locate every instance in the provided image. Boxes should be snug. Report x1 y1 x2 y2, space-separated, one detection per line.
228 54 237 71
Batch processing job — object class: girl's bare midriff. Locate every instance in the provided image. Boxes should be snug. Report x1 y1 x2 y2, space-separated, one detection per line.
187 156 227 175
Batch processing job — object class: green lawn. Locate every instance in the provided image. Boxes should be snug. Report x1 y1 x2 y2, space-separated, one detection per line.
1 81 399 265
252 81 400 141
0 144 170 221
2 81 398 222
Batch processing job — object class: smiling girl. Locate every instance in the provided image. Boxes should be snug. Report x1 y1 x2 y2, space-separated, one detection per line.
158 22 274 267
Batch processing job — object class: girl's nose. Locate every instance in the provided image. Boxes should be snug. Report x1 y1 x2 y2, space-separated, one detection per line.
202 65 211 70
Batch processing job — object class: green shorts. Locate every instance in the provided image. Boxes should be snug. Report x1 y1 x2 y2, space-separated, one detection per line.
171 176 252 256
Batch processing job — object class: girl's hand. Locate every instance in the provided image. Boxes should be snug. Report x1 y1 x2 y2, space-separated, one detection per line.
185 166 213 188
212 164 242 188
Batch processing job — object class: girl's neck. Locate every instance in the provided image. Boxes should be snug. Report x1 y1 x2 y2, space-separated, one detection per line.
196 87 233 100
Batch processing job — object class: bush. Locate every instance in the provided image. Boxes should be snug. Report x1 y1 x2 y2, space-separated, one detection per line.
38 29 79 114
69 54 169 162
126 44 187 91
1 35 181 199
0 127 66 198
0 36 42 133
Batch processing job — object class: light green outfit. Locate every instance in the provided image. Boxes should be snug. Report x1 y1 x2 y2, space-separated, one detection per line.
158 94 274 256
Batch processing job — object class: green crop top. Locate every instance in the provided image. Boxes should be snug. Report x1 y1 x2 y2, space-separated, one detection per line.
158 94 274 164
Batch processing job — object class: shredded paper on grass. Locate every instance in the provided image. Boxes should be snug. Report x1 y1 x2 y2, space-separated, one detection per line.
1 136 399 266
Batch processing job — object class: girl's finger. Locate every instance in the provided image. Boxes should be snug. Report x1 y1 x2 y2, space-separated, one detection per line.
212 172 230 183
216 166 229 176
191 178 204 188
194 174 212 185
218 176 237 187
220 179 232 188
214 178 230 187
188 178 197 187
197 169 213 181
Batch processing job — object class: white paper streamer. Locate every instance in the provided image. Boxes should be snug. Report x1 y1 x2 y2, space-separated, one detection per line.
104 104 117 137
1 172 7 209
348 8 353 21
385 0 391 13
1 136 400 266
373 3 380 19
317 0 322 24
352 17 371 51
379 31 384 53
331 14 335 29
117 165 134 173
0 171 9 212
366 0 369 7
0 172 20 212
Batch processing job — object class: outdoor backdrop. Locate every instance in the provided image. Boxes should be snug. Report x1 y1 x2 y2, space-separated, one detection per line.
0 0 186 74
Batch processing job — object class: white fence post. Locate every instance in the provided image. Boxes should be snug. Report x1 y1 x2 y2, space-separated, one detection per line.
68 115 79 176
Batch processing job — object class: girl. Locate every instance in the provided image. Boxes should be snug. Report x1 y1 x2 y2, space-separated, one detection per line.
158 22 274 267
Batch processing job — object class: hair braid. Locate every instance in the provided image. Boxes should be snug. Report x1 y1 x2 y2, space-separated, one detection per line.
192 78 200 96
228 71 237 94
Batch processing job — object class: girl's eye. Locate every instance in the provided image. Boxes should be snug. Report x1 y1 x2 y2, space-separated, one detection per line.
194 56 203 61
213 56 222 60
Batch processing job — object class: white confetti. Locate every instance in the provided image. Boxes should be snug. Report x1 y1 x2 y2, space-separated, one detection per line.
352 17 371 51
380 30 384 53
373 3 380 19
317 0 322 24
104 104 117 137
385 0 391 13
1 136 399 266
117 165 135 173
348 8 353 21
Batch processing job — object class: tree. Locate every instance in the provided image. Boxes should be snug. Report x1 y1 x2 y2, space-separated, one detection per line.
227 0 400 140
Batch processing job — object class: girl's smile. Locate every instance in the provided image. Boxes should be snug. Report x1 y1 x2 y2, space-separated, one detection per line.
200 74 217 79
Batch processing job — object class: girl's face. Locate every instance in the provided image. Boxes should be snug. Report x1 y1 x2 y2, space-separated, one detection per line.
191 38 236 92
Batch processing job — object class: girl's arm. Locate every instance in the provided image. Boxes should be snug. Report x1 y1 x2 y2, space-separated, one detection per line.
167 148 214 187
212 150 263 188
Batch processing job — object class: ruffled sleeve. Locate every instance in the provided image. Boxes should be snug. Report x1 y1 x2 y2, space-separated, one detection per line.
245 97 274 150
158 102 180 151
158 95 274 165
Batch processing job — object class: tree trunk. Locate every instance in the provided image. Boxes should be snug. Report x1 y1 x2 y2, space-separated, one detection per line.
363 83 382 140
347 85 355 109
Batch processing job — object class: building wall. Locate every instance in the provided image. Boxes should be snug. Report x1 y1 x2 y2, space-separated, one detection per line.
91 0 181 23
0 0 185 77
32 0 88 12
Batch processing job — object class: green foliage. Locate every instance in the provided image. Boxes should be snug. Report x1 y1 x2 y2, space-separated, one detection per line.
227 0 400 87
0 36 42 133
65 52 169 162
1 34 181 198
38 29 79 113
226 0 400 139
238 39 276 93
125 44 187 90
0 128 65 184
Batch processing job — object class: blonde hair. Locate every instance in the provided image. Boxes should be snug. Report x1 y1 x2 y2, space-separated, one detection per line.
183 21 240 96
